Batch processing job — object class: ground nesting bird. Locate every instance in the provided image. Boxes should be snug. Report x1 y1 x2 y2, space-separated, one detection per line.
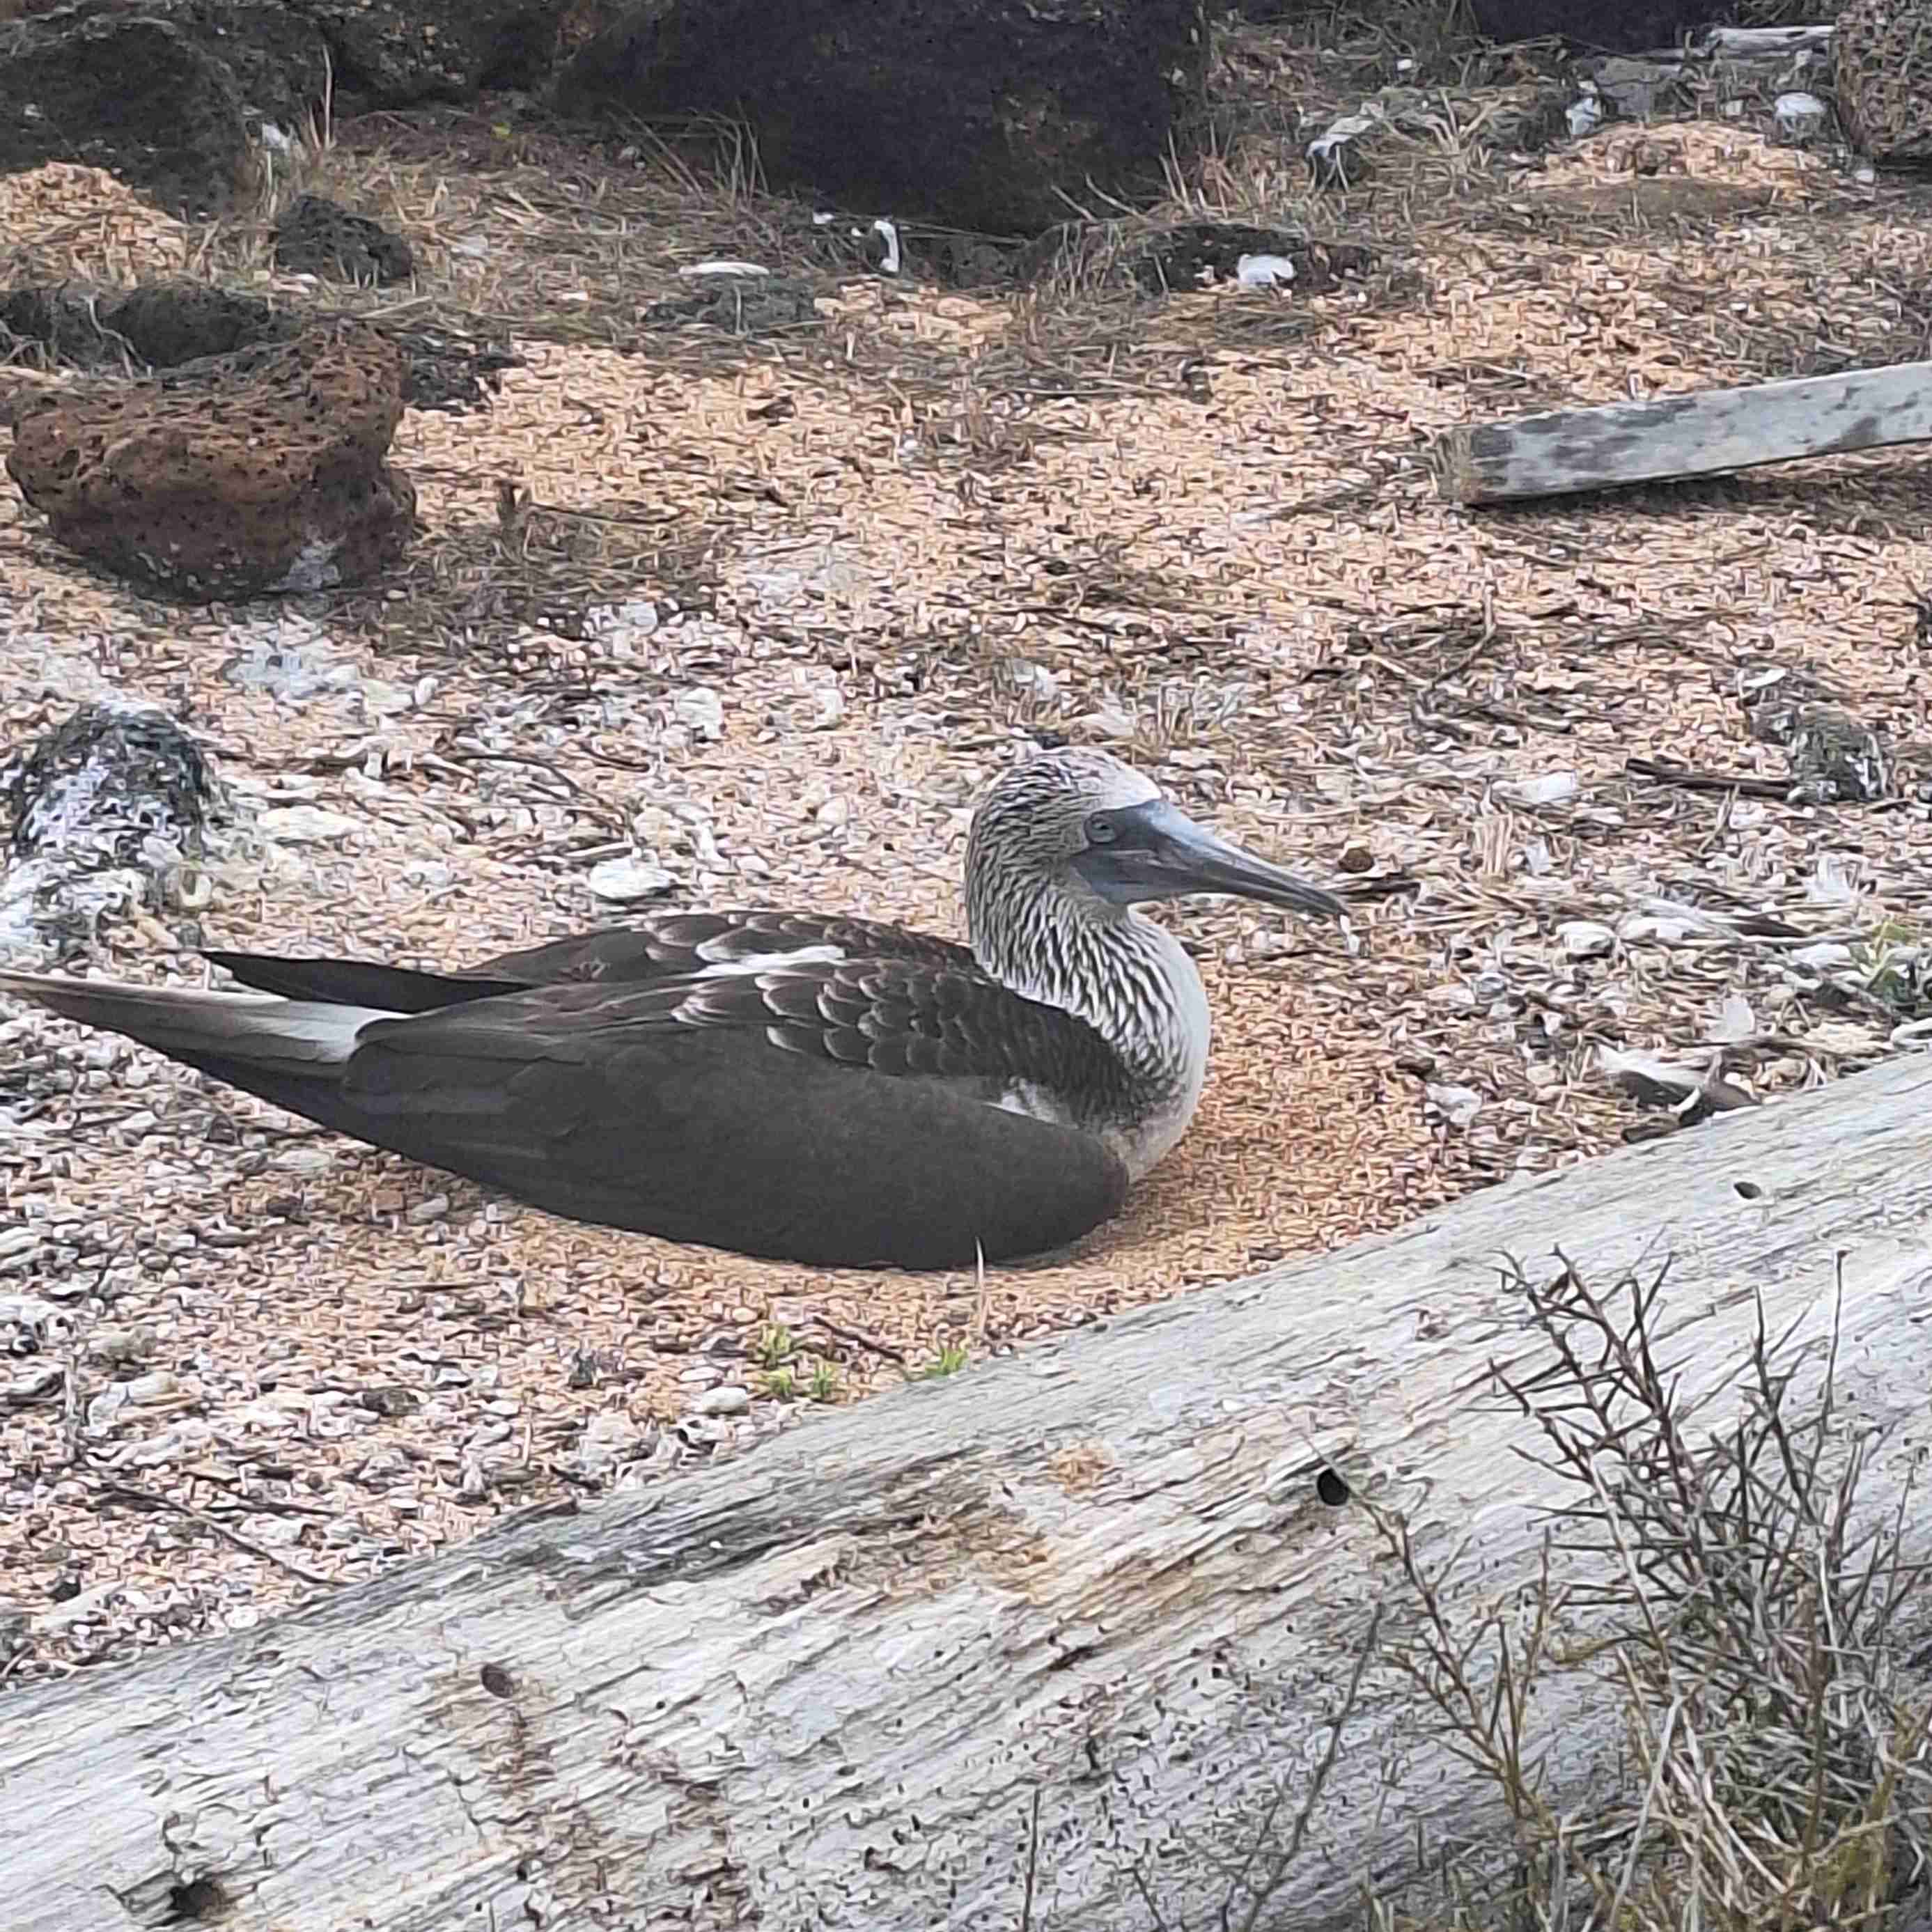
0 748 1347 1269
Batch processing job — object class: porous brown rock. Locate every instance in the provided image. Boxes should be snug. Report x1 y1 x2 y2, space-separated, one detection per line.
1835 0 1932 166
553 0 1208 236
4 323 417 602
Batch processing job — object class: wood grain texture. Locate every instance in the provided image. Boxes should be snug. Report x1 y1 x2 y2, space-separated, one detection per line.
6 1052 1932 1932
1435 360 1932 504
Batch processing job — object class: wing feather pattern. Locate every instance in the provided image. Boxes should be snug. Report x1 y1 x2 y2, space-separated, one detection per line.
208 911 979 1011
336 963 1130 1266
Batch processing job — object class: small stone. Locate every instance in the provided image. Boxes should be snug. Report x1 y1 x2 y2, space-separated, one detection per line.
258 804 361 843
586 856 676 903
86 1325 153 1367
1617 913 1695 946
578 1410 645 1473
405 1194 449 1225
1082 707 1135 741
696 1384 751 1417
1706 994 1757 1044
1771 91 1827 143
1425 1082 1485 1130
273 193 414 284
0 1294 62 1334
674 687 726 742
270 1146 335 1176
1790 942 1855 972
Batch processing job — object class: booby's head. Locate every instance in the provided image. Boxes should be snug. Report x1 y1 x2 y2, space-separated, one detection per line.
965 747 1348 940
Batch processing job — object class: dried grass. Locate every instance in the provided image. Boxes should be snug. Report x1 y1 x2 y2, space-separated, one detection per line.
1369 1260 1932 1932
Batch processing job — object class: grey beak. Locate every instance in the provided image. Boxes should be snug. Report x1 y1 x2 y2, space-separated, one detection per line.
1072 800 1348 921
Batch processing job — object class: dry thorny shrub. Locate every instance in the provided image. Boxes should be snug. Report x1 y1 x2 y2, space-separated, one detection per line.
1107 1261 1932 1932
1370 1261 1932 1932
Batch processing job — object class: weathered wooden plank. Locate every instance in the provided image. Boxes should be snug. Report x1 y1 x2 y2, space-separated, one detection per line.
1435 359 1932 504
4 1051 1932 1932
1701 23 1834 56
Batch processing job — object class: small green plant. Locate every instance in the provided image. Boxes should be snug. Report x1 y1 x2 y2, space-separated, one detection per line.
920 1343 969 1380
761 1367 796 1400
808 1362 839 1403
755 1323 795 1369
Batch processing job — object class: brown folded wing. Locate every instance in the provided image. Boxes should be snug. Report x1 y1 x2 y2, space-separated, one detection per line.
210 956 1132 1268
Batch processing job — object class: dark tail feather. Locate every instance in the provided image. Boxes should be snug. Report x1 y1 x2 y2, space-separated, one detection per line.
204 951 527 1013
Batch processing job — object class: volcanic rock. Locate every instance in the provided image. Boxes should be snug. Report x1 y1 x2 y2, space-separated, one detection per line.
5 322 416 601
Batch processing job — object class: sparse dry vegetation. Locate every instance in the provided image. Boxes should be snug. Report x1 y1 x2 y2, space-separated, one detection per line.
1151 1255 1932 1932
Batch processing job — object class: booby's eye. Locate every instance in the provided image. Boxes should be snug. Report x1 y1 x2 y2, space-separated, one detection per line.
1084 813 1117 845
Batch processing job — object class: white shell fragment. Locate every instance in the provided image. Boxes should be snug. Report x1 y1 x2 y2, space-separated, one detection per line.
1425 1082 1484 1129
1773 92 1827 140
1236 253 1296 289
257 804 361 844
673 687 726 742
1495 772 1580 809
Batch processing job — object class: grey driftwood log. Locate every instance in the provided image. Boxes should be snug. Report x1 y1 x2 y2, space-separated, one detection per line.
1435 359 1932 504
6 1050 1932 1931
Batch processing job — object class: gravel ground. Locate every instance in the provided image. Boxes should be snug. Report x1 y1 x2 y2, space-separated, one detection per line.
2 15 1929 1689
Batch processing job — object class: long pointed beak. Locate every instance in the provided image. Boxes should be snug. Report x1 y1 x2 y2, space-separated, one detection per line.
1074 800 1348 921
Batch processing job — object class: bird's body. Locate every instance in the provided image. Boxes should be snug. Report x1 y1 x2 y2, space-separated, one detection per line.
0 750 1346 1269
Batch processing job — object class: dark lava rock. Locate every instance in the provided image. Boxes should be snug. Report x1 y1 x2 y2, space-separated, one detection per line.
1122 224 1376 295
0 279 518 414
0 282 288 374
6 322 418 601
274 194 416 284
1466 0 1734 51
0 10 261 217
1 701 218 960
70 0 335 136
554 0 1208 235
293 0 568 104
1 0 568 217
641 274 823 336
6 704 215 874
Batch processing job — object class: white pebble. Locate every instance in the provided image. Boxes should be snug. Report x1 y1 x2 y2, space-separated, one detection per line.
1557 919 1616 959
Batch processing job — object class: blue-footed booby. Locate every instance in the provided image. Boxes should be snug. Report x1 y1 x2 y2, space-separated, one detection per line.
0 749 1346 1269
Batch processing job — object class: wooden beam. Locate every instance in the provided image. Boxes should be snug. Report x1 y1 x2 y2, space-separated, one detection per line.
1434 360 1932 505
1701 23 1834 56
5 1052 1932 1932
